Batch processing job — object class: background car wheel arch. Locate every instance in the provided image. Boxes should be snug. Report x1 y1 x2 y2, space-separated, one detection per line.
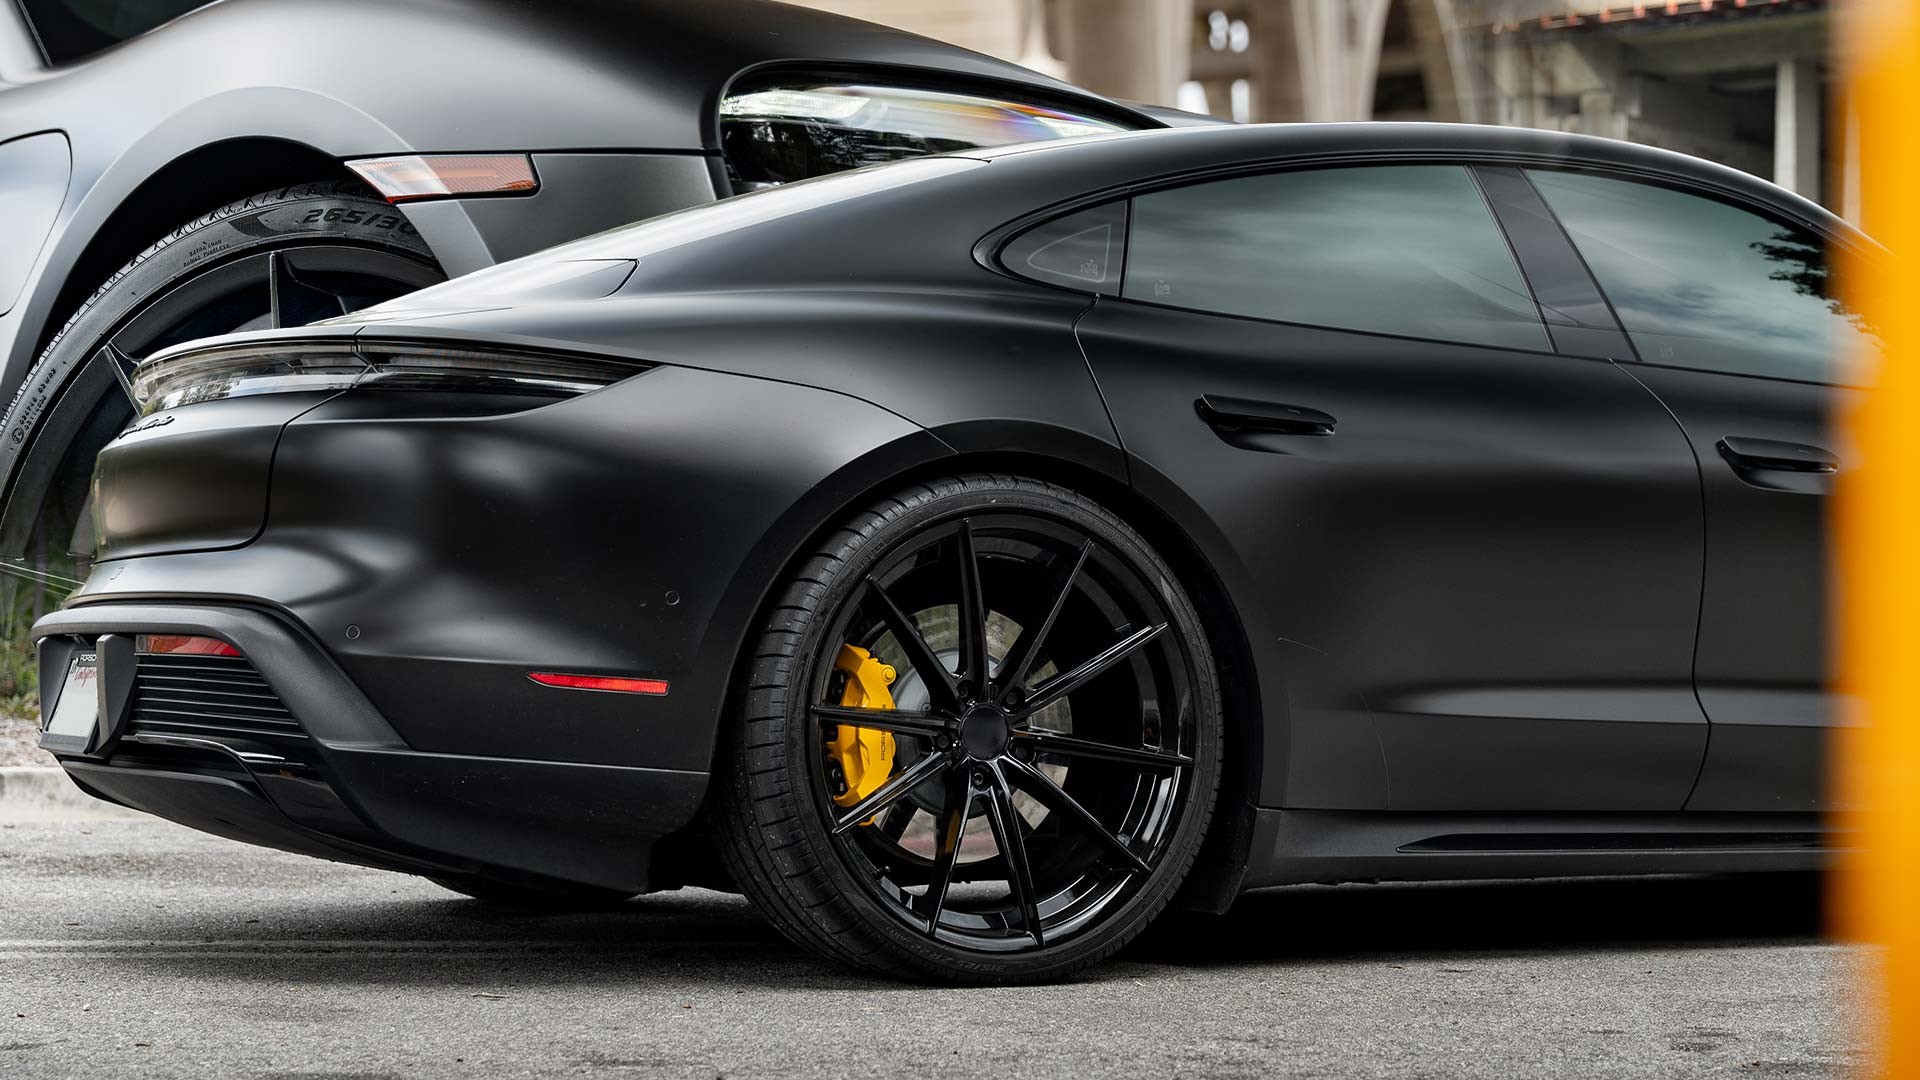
0 181 445 564
8 80 427 384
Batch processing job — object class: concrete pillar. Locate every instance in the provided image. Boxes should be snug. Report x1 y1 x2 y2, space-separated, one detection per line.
1406 0 1461 122
1420 0 1481 122
1052 0 1193 107
1251 0 1310 121
1250 0 1390 122
1774 56 1822 199
1014 0 1068 80
1297 0 1392 120
1841 96 1863 227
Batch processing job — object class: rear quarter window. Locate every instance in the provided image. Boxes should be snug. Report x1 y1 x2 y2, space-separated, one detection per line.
999 202 1128 296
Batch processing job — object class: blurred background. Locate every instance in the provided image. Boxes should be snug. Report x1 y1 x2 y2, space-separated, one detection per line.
794 0 1849 221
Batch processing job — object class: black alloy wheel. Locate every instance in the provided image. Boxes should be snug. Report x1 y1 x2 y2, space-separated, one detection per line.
715 475 1222 983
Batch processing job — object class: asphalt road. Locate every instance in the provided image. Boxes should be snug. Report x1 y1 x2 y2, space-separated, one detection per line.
0 817 1869 1079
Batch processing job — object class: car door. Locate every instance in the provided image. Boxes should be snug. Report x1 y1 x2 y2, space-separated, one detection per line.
1526 168 1874 812
1071 162 1709 811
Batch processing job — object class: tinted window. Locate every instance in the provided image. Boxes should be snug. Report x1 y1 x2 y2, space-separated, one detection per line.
1529 170 1877 384
1122 165 1549 351
21 0 206 64
1000 202 1127 296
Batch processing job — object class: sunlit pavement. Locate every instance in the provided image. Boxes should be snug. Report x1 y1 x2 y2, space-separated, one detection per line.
0 818 1867 1079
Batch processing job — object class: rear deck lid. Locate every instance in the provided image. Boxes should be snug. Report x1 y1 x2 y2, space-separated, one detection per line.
91 393 337 562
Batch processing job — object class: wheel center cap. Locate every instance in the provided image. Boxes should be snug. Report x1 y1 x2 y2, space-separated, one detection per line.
958 706 1011 760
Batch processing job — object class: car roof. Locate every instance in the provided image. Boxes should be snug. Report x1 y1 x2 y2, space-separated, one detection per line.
351 120 1865 313
960 122 1848 236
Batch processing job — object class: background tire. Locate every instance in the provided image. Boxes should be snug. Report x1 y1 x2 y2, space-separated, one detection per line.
712 474 1222 984
0 181 443 571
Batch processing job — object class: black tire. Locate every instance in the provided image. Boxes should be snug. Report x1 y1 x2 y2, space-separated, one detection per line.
427 875 636 911
0 181 443 566
713 474 1223 984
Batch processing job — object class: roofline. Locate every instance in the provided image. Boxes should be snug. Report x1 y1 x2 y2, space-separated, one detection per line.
963 122 1852 239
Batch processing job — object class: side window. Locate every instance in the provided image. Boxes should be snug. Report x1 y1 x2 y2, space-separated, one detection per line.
20 1 208 65
999 202 1127 296
1527 170 1877 384
1121 165 1549 352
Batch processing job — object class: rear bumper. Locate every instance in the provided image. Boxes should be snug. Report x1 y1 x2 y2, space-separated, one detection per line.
32 602 706 892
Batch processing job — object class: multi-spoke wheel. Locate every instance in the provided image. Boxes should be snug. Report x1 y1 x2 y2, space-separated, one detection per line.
714 475 1221 983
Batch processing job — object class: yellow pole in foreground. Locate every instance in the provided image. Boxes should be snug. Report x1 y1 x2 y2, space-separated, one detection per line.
1839 2 1920 1075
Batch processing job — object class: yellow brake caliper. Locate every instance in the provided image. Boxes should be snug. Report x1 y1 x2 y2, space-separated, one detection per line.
827 644 897 822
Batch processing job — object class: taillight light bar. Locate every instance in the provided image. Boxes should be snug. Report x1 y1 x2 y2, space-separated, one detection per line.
528 672 669 696
136 634 243 657
130 339 647 416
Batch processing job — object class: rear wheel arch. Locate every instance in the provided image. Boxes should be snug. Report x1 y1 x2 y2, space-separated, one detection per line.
903 451 1269 911
29 137 362 363
710 468 1224 979
682 441 1269 909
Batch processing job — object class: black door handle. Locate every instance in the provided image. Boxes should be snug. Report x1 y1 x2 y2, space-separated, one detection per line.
1716 436 1838 474
1195 394 1337 437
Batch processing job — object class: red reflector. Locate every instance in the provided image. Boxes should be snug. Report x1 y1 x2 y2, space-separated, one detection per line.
528 672 669 696
137 634 242 658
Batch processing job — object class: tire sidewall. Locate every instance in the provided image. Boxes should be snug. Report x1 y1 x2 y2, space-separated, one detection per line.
0 183 437 501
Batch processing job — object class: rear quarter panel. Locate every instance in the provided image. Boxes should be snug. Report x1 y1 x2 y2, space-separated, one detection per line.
77 362 951 772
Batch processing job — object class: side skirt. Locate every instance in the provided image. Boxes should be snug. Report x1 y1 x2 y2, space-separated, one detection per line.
1240 808 1843 890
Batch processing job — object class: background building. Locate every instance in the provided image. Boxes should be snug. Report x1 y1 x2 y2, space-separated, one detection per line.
787 0 1851 221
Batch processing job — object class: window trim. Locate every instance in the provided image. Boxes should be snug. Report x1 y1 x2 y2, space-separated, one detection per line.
981 150 1875 382
978 146 1872 269
1468 164 1636 362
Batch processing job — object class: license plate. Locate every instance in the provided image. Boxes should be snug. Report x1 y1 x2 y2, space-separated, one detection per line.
40 651 100 752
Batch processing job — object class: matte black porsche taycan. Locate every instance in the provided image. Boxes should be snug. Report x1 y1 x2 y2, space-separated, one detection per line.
0 0 1175 580
35 123 1872 983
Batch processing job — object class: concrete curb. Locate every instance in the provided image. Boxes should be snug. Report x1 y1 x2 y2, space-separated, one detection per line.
0 766 147 821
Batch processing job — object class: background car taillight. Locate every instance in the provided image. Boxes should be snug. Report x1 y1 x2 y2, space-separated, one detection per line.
130 339 648 416
346 154 540 204
718 82 1129 192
